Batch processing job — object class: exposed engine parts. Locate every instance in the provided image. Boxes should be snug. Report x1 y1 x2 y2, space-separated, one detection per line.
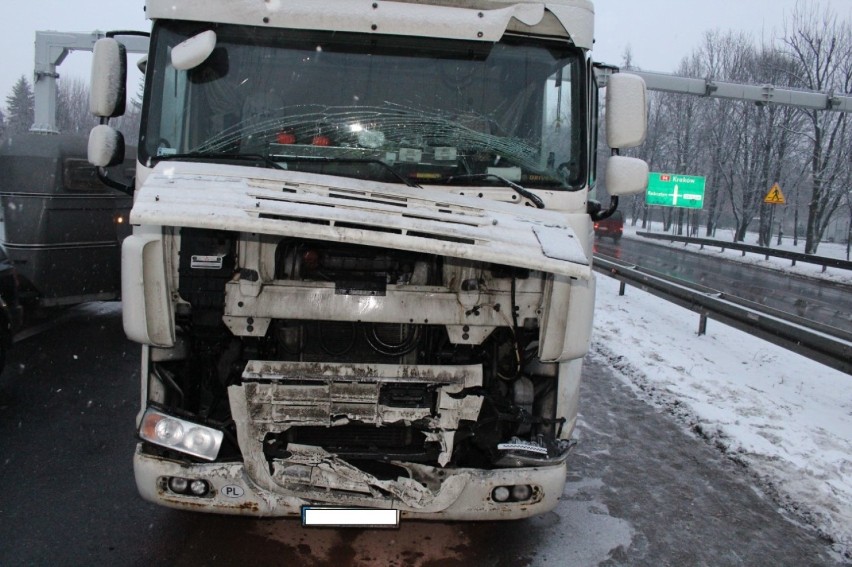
147 227 571 473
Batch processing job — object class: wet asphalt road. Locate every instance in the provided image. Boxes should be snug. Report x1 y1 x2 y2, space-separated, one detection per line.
0 303 844 566
594 237 852 335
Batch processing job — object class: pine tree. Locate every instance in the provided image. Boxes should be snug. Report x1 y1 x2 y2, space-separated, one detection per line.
5 75 34 135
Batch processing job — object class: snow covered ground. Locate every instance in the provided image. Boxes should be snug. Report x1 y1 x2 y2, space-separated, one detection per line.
590 224 852 559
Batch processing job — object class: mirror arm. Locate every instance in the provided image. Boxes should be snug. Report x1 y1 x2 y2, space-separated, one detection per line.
589 148 620 220
106 30 150 40
589 196 619 221
94 117 132 194
97 167 134 196
95 116 132 194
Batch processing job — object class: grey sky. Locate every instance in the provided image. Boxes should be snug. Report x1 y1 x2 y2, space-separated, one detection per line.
2 0 849 115
593 0 851 69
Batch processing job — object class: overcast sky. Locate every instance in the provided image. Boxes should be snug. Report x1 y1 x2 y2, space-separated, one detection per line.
2 0 849 115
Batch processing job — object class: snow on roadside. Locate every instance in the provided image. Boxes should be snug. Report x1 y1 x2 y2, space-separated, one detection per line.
591 228 852 558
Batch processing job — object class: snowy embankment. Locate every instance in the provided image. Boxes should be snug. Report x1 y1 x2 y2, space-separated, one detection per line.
591 225 852 558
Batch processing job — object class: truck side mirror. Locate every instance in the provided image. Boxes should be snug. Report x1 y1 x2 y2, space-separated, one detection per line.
90 38 127 118
604 73 648 197
88 124 125 168
605 155 648 196
605 73 647 149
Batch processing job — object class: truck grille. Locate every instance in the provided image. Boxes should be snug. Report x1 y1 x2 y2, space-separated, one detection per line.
236 360 484 467
264 424 440 462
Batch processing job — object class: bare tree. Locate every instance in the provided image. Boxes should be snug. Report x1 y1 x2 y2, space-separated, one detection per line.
112 76 144 146
780 2 852 253
701 38 804 244
613 6 849 251
57 77 98 135
631 90 668 228
843 165 852 260
751 47 805 246
53 76 142 147
695 31 754 238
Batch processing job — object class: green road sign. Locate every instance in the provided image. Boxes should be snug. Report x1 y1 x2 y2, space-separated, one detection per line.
646 173 706 209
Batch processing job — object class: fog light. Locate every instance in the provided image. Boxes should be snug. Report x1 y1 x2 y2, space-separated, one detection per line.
492 486 510 502
511 484 532 501
168 477 188 494
190 480 209 496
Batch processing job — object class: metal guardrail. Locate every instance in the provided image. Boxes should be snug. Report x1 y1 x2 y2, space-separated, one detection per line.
636 231 852 272
594 254 852 375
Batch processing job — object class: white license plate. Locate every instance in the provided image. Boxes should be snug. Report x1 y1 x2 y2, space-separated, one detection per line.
301 507 400 528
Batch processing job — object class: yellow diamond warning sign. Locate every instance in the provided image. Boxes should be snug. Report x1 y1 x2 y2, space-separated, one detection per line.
764 183 786 205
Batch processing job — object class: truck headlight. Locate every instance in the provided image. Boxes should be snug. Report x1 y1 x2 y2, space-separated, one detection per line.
140 409 224 461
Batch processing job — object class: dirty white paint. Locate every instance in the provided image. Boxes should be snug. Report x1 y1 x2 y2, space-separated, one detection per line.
145 0 595 48
131 161 592 279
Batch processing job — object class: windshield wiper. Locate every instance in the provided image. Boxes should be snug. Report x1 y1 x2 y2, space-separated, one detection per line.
443 174 545 209
274 156 421 188
153 152 284 170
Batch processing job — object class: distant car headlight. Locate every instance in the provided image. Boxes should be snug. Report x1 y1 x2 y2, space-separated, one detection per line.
139 409 223 461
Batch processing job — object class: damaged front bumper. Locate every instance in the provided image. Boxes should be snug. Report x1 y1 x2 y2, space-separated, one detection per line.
134 360 573 520
133 445 568 520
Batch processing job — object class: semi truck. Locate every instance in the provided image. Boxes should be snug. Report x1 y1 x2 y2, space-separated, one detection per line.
88 0 648 521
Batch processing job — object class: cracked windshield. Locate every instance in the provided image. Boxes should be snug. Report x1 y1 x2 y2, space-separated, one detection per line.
142 23 585 188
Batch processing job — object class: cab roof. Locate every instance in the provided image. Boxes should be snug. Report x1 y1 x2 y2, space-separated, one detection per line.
145 0 594 49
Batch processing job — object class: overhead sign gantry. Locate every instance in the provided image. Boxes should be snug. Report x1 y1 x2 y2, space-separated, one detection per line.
634 70 852 113
31 31 149 134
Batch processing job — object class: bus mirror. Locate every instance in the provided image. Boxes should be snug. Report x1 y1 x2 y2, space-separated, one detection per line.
90 38 127 118
171 30 217 71
606 73 647 149
88 124 126 168
606 155 648 196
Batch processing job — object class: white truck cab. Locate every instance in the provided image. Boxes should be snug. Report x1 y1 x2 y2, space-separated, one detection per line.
89 0 647 521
